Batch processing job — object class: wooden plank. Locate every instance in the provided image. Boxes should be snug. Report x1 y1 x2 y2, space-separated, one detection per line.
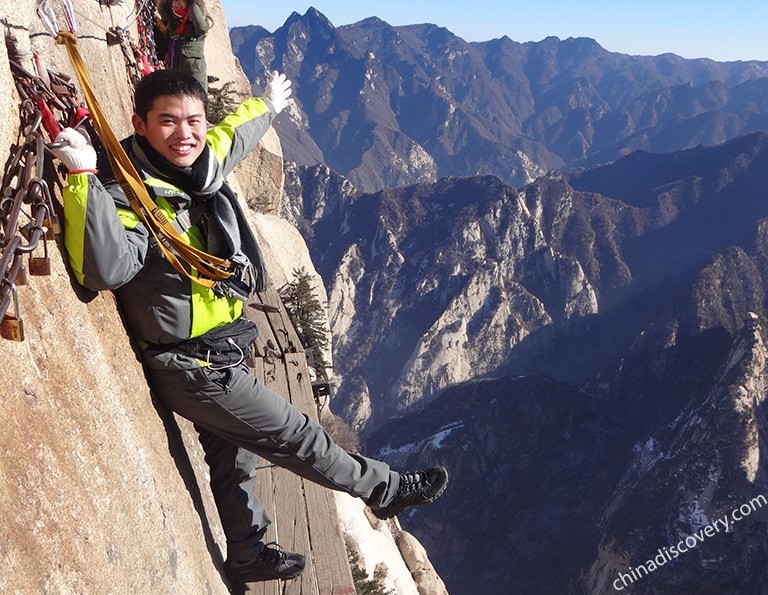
285 353 356 594
242 346 286 595
251 287 303 354
253 354 316 594
268 363 317 595
246 457 279 595
266 285 304 352
303 485 356 595
244 296 280 362
238 304 354 594
250 357 265 384
284 353 318 419
273 469 319 595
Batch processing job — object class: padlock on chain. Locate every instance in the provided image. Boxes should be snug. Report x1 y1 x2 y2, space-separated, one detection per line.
28 227 51 276
15 262 29 286
0 281 25 342
44 212 60 238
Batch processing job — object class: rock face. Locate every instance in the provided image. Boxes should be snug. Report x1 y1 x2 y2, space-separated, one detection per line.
232 8 768 192
1 287 227 594
0 2 439 593
0 5 237 592
395 529 449 595
285 166 599 430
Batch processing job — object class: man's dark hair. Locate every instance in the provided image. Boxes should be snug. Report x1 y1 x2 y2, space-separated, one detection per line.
133 70 208 120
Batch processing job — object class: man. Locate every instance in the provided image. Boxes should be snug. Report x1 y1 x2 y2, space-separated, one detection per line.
52 69 448 586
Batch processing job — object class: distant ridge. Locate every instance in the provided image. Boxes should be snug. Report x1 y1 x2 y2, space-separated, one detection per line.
231 8 768 192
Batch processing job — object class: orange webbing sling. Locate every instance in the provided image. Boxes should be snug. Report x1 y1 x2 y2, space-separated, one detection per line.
56 31 233 288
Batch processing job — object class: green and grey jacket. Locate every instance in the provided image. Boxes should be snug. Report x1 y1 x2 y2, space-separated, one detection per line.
158 1 210 91
62 97 275 369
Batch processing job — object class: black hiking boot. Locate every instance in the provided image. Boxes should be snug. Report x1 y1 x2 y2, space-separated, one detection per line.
371 465 448 520
225 542 306 588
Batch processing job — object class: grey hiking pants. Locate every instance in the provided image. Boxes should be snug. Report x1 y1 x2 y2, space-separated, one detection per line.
145 362 398 560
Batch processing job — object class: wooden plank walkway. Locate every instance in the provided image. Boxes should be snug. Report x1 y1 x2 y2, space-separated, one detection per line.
241 286 356 595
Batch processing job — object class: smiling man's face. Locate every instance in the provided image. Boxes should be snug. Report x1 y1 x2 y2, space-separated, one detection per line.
132 94 207 167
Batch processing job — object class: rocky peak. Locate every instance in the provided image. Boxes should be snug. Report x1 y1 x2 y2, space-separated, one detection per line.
281 6 335 43
584 314 768 594
280 162 361 232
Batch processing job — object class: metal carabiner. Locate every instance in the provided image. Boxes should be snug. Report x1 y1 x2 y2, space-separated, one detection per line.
36 0 59 38
36 0 77 37
60 0 77 36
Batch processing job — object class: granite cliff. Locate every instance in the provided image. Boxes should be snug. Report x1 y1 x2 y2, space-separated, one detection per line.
0 2 441 593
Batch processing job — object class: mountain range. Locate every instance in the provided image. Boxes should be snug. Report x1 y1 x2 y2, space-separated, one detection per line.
231 7 768 192
280 131 768 417
284 133 768 594
233 9 768 594
280 133 768 592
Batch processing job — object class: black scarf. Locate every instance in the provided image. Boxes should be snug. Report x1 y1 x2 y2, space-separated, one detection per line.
132 133 220 197
130 134 269 296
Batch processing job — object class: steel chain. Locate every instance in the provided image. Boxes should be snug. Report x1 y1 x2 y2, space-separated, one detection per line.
108 26 144 87
0 53 83 341
135 0 160 70
1 0 162 340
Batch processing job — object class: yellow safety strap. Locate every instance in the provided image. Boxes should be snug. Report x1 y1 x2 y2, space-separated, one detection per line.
55 31 233 288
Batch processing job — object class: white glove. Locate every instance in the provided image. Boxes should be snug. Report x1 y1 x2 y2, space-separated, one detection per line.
264 71 293 115
50 127 97 172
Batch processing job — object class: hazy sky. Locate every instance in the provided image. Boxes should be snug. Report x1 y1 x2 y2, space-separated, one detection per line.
220 1 768 62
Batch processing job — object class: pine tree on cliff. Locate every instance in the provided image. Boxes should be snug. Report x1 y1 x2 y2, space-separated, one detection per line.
280 267 330 373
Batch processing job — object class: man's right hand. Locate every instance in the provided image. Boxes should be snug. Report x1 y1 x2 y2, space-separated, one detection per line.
264 71 293 115
50 127 97 173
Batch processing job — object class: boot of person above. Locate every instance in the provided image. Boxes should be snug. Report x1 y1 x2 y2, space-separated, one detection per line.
225 541 306 585
371 465 449 520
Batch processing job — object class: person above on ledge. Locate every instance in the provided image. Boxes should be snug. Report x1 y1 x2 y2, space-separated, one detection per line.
156 0 210 92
